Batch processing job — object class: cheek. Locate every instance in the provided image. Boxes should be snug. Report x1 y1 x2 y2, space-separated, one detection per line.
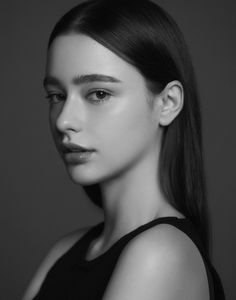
95 96 156 164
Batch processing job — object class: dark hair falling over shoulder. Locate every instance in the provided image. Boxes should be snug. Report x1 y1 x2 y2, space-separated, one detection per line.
47 0 211 257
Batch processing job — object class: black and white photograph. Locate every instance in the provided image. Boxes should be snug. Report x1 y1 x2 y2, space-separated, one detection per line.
1 0 234 299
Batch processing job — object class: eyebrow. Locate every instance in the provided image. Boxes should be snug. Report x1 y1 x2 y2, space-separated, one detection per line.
43 74 122 88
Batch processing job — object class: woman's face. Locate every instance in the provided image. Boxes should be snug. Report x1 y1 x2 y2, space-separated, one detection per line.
44 34 162 185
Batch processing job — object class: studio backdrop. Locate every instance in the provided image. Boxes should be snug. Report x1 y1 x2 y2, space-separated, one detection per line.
1 0 235 299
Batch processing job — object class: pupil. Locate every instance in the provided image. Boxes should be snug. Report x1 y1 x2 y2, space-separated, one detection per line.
97 91 105 99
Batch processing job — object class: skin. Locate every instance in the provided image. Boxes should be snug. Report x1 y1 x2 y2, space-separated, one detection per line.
23 33 210 300
44 33 185 259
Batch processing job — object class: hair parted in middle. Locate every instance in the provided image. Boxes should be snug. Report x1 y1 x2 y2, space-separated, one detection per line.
47 0 211 256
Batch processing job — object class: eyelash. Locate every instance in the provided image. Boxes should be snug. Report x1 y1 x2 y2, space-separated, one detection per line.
45 90 111 104
45 93 65 104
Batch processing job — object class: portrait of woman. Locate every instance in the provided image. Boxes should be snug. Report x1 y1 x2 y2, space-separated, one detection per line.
20 0 226 299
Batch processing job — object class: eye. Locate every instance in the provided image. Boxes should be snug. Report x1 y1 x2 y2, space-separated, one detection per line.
45 93 66 104
87 90 111 103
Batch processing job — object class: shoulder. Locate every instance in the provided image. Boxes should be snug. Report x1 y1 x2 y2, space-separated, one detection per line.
22 225 92 300
102 223 210 300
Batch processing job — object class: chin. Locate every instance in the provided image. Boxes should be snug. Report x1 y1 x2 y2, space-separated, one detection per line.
64 164 102 186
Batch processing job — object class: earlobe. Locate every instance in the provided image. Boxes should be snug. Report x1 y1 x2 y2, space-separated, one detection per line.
159 80 184 126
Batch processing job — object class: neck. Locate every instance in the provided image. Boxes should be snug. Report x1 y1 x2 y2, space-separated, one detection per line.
97 146 177 251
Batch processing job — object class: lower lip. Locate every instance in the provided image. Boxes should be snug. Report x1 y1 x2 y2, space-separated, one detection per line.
64 151 95 164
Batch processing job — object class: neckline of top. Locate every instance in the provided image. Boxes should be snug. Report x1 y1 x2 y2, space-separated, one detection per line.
80 216 188 265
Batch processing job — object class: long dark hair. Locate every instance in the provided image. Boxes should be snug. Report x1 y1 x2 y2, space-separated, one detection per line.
47 0 211 257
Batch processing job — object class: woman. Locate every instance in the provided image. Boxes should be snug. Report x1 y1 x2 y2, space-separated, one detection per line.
23 0 225 299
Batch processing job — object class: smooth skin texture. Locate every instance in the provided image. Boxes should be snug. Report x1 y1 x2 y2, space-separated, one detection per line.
23 34 209 299
102 223 210 300
22 224 210 300
44 33 185 249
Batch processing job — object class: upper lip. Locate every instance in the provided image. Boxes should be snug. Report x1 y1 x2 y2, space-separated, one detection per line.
60 142 95 153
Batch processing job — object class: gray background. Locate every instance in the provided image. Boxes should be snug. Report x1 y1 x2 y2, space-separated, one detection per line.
1 0 235 299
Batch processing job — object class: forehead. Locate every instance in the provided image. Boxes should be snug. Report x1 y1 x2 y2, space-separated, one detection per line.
46 34 146 88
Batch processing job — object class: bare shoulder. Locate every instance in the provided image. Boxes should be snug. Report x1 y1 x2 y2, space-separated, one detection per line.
103 223 210 300
22 225 92 300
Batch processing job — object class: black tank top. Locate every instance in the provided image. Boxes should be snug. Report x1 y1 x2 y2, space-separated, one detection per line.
32 217 225 300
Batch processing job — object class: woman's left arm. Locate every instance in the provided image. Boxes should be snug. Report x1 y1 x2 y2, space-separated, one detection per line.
102 224 210 300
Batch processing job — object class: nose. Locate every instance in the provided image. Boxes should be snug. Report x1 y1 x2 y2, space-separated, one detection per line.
55 94 84 134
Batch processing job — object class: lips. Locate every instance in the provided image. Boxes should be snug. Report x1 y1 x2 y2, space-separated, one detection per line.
60 142 95 154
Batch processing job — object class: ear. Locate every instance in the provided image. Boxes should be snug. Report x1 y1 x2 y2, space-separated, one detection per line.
157 80 184 126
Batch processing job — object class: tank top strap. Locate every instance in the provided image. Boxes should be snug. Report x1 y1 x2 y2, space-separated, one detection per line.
33 217 225 300
115 216 224 300
78 217 225 299
77 217 203 265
